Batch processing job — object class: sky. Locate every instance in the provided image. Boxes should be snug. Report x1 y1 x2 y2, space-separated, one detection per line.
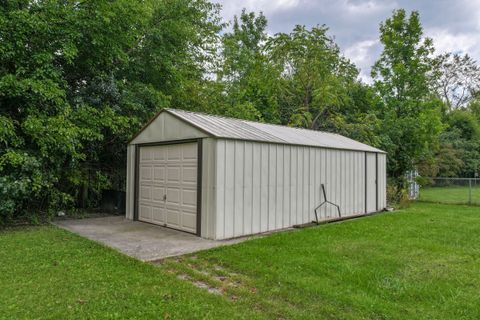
213 0 480 82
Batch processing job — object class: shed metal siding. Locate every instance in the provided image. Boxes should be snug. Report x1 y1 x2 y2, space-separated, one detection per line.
127 109 387 240
377 153 387 209
366 152 377 213
200 138 216 239
214 139 372 240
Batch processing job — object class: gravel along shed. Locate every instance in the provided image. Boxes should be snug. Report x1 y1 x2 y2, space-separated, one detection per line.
126 108 387 240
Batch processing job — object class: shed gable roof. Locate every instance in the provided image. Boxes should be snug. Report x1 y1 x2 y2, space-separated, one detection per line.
133 108 385 153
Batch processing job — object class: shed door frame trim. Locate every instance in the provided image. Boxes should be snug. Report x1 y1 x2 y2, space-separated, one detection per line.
364 151 379 214
133 138 203 237
364 152 367 214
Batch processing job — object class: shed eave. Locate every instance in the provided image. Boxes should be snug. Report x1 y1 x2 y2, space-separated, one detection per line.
211 136 387 154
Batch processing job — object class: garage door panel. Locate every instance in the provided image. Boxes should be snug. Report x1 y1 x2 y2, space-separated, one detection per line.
166 188 180 205
153 148 166 160
183 145 197 160
166 209 181 226
152 206 165 224
140 148 152 161
139 186 152 200
137 142 198 234
139 205 152 221
167 145 181 160
182 167 197 184
140 167 152 181
181 213 196 231
181 207 196 216
152 187 165 201
167 166 181 183
182 189 196 207
153 166 165 181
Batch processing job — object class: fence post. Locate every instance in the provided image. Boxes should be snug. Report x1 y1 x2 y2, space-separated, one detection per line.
469 178 472 205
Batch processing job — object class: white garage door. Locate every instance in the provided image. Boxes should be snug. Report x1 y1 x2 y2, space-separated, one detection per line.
137 142 198 234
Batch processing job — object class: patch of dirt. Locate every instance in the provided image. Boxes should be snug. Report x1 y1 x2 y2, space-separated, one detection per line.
215 275 227 282
214 265 226 272
207 287 223 295
176 274 190 281
193 281 209 289
154 258 257 299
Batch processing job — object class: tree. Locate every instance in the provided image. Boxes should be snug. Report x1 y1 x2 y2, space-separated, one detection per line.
0 0 223 222
126 0 223 113
467 92 480 120
432 53 480 112
267 27 359 128
371 9 443 186
218 10 279 122
441 110 480 177
265 25 380 145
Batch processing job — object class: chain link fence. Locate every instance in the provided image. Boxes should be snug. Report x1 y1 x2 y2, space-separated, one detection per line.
417 177 480 205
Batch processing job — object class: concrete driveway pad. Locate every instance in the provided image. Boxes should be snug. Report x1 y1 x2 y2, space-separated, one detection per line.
54 216 245 261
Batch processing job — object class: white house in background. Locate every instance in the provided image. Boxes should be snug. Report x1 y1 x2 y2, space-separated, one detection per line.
126 108 387 240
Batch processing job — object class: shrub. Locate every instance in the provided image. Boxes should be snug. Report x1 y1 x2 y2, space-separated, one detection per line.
386 181 410 209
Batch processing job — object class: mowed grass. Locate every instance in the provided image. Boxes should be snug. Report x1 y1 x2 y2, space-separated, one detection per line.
2 203 480 319
419 186 480 205
161 202 480 319
0 227 254 319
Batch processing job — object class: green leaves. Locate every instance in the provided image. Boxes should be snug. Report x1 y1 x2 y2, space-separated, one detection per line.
372 9 443 183
0 116 20 148
266 24 376 145
217 10 278 122
2 2 477 218
0 0 224 221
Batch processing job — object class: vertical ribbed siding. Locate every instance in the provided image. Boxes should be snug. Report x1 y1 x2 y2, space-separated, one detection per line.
308 148 315 226
234 141 244 237
214 139 378 239
215 140 225 239
243 142 253 236
276 145 284 229
268 144 276 231
252 143 261 234
224 141 235 237
366 152 377 213
283 146 291 228
200 138 216 239
357 152 365 213
377 153 387 209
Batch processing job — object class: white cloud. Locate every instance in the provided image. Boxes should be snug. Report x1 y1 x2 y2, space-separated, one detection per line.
426 28 478 56
214 0 300 20
344 0 395 15
344 39 379 83
345 39 378 65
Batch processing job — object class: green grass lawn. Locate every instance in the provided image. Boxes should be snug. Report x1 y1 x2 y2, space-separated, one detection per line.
2 203 480 319
419 186 480 205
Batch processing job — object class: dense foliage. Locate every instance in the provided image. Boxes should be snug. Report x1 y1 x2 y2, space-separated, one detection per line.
371 10 443 185
0 0 221 221
1 3 480 222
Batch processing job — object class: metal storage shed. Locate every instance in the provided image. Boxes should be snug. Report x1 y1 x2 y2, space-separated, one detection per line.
126 108 387 240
